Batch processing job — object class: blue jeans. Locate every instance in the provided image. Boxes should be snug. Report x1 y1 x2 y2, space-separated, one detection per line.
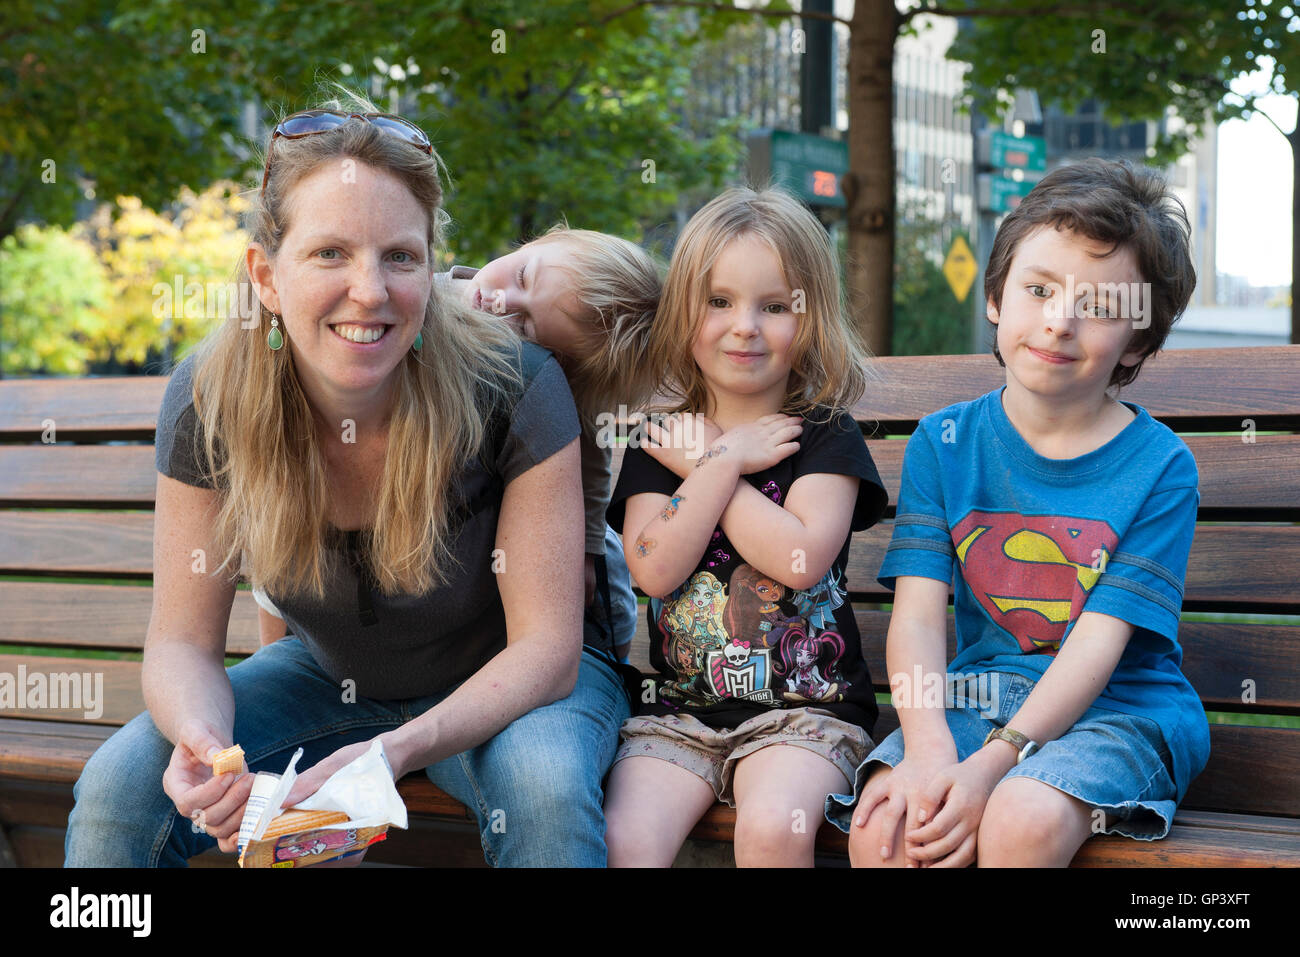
65 638 630 867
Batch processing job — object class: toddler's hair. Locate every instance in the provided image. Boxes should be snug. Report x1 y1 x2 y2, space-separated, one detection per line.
650 186 870 419
527 225 663 422
984 158 1196 388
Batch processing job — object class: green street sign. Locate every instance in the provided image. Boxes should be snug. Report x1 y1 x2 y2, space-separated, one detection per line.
979 130 1047 172
748 130 848 208
978 173 1037 214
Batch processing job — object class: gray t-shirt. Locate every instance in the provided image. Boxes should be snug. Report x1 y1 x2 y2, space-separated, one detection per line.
155 342 582 699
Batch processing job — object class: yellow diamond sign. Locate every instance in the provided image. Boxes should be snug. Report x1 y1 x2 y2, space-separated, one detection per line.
943 235 977 303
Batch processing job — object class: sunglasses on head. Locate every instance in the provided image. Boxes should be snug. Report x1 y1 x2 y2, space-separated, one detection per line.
260 110 434 197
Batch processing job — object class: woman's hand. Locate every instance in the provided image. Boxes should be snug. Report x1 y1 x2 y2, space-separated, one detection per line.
643 414 723 478
903 747 1008 868
161 719 255 854
852 743 956 864
715 414 803 475
281 737 398 809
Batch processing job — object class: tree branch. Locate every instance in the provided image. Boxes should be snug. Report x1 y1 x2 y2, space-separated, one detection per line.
0 178 34 243
1226 91 1297 142
598 0 848 28
902 1 1207 26
534 64 591 121
1248 104 1295 142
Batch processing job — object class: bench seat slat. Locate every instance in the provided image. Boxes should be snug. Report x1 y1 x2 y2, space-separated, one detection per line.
3 721 1296 866
7 659 1295 817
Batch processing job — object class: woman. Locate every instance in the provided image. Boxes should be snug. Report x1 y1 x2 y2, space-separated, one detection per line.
64 100 630 867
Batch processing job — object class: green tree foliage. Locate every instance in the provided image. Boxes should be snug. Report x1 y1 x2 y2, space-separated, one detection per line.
92 182 249 369
946 0 1298 337
0 183 248 375
0 0 250 241
8 0 739 261
0 223 111 375
949 0 1295 164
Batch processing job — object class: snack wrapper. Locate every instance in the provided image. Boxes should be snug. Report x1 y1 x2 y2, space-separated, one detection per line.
236 740 407 868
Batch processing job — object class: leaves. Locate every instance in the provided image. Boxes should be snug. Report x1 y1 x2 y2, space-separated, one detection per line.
3 0 734 262
947 0 1297 164
0 182 247 374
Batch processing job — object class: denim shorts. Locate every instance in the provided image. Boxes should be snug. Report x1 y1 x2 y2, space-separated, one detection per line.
824 671 1179 841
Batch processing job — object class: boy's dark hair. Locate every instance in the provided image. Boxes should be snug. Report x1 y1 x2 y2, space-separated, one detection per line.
984 158 1196 389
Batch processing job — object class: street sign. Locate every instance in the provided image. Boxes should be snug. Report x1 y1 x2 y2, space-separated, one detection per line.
943 235 977 302
978 130 1047 172
747 130 848 208
978 173 1036 214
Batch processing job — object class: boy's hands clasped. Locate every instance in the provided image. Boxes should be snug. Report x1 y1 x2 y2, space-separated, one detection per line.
854 741 1010 868
903 749 1007 867
852 744 954 866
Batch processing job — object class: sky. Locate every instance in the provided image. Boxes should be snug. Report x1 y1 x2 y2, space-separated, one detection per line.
1216 76 1295 288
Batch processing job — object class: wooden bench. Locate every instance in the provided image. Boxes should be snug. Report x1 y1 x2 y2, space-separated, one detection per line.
2 345 1298 867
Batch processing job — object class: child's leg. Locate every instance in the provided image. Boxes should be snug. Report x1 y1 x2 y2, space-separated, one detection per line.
604 756 718 867
731 744 850 867
977 777 1094 867
845 764 911 868
976 706 1178 866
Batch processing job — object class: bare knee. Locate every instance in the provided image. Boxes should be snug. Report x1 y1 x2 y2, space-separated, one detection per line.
846 800 910 868
977 778 1089 867
734 799 820 867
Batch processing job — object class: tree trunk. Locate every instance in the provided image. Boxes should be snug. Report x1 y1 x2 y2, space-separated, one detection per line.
845 0 898 357
1291 127 1298 345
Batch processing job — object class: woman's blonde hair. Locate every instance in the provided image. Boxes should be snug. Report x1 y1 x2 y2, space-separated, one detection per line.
188 91 522 601
524 225 662 422
648 186 870 421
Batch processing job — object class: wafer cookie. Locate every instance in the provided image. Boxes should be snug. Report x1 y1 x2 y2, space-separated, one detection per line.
211 744 245 775
260 809 351 840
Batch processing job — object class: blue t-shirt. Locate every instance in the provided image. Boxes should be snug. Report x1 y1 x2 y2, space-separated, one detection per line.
878 388 1210 801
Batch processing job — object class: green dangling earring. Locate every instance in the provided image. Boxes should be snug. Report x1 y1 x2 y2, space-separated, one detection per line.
412 330 423 353
267 312 284 351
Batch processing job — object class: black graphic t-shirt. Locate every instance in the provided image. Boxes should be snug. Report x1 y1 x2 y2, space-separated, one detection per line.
607 408 888 732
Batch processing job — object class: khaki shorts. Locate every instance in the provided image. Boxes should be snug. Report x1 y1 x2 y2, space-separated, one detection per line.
614 707 873 807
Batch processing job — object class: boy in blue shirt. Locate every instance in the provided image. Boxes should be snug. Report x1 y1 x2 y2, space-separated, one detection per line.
826 158 1208 867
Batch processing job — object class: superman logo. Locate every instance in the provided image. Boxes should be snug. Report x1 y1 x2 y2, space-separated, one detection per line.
951 511 1118 654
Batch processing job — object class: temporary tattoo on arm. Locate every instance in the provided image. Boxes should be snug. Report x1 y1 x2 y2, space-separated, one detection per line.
635 536 656 558
694 444 727 469
660 495 684 522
